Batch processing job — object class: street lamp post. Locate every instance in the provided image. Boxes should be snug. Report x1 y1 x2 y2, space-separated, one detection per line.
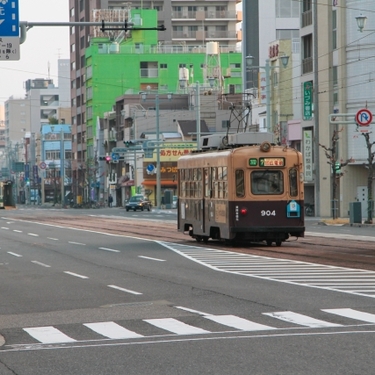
245 55 289 133
141 91 172 209
355 14 375 32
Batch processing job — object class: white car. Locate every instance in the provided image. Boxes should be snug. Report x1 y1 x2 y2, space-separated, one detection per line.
172 196 178 209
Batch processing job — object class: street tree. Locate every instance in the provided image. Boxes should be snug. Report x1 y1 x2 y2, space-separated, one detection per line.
361 132 375 224
319 128 354 219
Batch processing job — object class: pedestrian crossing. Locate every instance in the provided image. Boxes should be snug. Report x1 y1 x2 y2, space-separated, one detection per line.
5 306 375 347
159 242 375 298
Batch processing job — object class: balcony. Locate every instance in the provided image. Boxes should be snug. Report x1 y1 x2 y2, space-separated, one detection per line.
302 10 312 27
140 68 158 78
302 57 313 74
172 10 237 20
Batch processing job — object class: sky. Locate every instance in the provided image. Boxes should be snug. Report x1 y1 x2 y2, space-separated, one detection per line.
0 0 70 106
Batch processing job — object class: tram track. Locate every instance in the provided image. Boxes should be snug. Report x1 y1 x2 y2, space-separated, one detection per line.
9 213 375 272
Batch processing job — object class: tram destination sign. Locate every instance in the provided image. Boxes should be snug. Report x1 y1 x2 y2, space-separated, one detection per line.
249 157 285 167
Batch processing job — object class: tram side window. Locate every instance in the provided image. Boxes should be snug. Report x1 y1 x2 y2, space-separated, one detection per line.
236 169 245 197
289 168 298 197
204 168 210 198
251 170 284 195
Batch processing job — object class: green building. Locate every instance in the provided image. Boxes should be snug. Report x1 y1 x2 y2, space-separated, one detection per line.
85 8 242 158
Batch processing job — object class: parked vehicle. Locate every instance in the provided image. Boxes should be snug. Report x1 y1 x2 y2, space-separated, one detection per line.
125 195 152 212
172 195 178 209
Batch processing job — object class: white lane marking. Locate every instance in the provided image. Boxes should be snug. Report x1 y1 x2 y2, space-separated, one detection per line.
13 230 22 233
1 227 9 230
27 233 39 237
323 308 375 323
68 241 86 246
158 242 375 299
31 261 51 268
7 252 22 257
84 322 143 339
98 247 120 253
64 271 89 279
23 326 76 344
204 315 276 331
138 255 166 262
263 311 342 328
47 237 59 241
10 328 375 352
144 318 210 335
107 285 142 295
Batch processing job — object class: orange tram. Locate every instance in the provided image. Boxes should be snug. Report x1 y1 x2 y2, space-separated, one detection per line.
177 134 305 246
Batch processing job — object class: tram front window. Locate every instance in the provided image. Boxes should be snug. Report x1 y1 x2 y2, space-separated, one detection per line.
251 170 284 195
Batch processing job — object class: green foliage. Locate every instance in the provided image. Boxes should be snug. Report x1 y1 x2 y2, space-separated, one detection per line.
48 117 59 124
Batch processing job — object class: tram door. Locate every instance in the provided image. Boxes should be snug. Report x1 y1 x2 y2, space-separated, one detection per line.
203 167 211 233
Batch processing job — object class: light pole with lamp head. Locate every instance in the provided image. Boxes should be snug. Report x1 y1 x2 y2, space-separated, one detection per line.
355 14 375 32
140 91 173 209
245 54 289 133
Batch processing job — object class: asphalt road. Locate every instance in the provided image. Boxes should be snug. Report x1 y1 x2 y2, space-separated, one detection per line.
0 209 374 374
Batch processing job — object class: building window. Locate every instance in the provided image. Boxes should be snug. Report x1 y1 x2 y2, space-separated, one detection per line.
273 72 278 87
71 43 75 53
276 29 300 53
160 63 167 69
222 120 230 129
332 10 337 50
276 0 299 18
332 66 338 87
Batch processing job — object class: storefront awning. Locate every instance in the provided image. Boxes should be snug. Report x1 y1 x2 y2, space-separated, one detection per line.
142 180 177 186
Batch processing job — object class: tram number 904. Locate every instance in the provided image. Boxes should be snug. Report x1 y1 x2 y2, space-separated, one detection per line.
261 210 276 216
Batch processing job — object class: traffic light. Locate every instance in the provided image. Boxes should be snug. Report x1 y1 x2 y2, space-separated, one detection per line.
333 161 341 174
99 156 111 163
124 140 136 147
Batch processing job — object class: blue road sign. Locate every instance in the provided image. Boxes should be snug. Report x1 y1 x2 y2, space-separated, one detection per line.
0 0 19 37
111 152 119 161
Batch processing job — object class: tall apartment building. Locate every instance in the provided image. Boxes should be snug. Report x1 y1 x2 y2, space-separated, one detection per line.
299 0 375 219
242 0 300 91
69 0 240 183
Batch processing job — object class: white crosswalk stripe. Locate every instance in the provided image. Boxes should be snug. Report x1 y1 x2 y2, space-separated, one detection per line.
159 242 375 298
23 326 76 344
263 311 342 328
322 308 375 323
204 314 276 331
14 307 375 346
83 322 143 339
144 318 210 335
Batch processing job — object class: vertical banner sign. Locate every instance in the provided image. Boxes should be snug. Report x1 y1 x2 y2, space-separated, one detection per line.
24 164 29 180
33 165 39 182
258 72 267 105
303 82 313 120
303 130 313 181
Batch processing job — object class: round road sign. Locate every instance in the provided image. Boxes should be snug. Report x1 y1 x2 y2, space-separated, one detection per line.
39 162 46 169
356 108 373 126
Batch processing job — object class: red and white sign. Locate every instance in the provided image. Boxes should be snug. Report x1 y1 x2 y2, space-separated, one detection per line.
355 108 373 127
39 162 46 169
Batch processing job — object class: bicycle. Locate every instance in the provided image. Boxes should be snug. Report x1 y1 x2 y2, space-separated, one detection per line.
305 203 315 216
